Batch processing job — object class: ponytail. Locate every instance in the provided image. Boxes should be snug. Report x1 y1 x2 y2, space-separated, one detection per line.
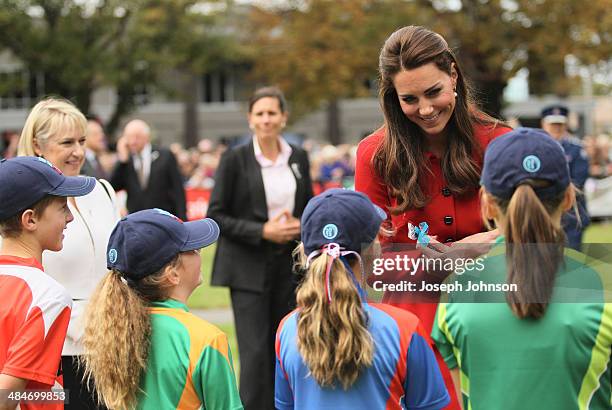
292 244 373 389
500 182 572 319
81 257 178 409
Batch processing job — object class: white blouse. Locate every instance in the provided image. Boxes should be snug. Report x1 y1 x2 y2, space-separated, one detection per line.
253 136 297 220
42 179 120 355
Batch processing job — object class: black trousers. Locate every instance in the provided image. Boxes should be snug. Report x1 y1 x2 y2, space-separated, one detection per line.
231 249 298 410
61 356 107 410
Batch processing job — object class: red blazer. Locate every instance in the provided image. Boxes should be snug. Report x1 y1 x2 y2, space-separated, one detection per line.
355 123 511 337
356 123 511 245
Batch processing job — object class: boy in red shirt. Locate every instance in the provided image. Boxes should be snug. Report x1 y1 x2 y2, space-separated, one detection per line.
0 157 95 410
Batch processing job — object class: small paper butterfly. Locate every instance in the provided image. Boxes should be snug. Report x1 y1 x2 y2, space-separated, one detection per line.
408 221 430 248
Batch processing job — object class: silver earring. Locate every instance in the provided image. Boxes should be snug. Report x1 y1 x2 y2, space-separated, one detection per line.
454 91 458 97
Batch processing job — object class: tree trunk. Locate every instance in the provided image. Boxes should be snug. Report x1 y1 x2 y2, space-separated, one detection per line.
183 73 200 148
527 49 567 96
74 86 92 117
106 83 136 139
475 79 506 118
326 99 342 145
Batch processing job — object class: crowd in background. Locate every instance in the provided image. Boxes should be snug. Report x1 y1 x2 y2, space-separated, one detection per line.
172 138 357 193
2 125 612 192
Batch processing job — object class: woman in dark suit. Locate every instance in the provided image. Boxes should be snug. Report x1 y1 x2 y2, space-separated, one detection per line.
207 86 313 410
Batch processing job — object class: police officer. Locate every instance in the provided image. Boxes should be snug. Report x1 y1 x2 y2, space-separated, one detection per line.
541 104 590 250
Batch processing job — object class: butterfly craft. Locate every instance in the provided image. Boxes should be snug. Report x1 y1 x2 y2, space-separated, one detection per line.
408 222 431 248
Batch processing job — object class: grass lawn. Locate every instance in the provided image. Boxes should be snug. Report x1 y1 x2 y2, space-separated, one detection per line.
189 222 612 310
583 222 612 243
187 244 231 309
216 322 240 380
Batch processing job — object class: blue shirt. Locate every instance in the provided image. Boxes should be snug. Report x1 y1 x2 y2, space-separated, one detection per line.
275 303 449 410
560 136 590 229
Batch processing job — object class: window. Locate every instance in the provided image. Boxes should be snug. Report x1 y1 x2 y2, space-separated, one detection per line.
0 70 44 109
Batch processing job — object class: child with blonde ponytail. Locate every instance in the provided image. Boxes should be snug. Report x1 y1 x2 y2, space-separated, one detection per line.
81 209 242 410
432 128 612 409
275 189 449 410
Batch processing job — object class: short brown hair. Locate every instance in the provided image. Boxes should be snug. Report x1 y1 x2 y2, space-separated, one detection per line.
248 86 287 113
0 195 61 238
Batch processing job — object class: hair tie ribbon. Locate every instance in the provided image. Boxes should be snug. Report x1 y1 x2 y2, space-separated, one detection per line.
306 243 363 303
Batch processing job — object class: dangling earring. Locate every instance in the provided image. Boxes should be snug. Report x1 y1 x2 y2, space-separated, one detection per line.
454 89 458 97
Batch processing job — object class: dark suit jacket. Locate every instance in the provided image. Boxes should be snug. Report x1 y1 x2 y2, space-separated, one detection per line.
208 140 313 293
110 146 187 220
80 155 108 180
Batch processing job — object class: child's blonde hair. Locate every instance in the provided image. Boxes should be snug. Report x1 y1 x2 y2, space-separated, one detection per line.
292 243 374 390
81 256 181 410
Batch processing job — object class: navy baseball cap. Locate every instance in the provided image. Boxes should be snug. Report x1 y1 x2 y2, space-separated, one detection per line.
0 156 96 220
541 104 569 124
301 189 386 255
481 127 570 200
107 208 220 281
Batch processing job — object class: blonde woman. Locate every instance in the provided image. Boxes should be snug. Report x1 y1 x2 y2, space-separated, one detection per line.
16 97 120 409
275 189 449 410
81 209 242 410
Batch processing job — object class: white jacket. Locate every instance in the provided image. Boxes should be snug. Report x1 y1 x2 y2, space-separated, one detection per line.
42 179 120 355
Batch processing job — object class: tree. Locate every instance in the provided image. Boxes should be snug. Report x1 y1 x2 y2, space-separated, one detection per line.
0 0 243 143
400 0 610 113
246 0 427 143
127 0 244 146
0 0 151 131
513 0 611 96
248 0 609 127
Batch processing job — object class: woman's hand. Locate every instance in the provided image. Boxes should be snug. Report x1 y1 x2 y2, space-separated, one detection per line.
262 210 301 244
425 229 499 257
452 229 500 257
420 229 499 280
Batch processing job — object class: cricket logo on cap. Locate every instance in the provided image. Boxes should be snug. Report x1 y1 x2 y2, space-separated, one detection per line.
154 208 183 223
322 224 338 240
36 157 62 174
522 155 541 173
108 248 118 264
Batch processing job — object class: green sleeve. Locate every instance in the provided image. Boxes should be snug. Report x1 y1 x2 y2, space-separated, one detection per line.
193 333 243 410
431 303 459 369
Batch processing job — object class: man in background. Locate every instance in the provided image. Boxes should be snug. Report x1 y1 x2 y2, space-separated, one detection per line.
110 119 187 220
81 117 109 180
541 104 590 250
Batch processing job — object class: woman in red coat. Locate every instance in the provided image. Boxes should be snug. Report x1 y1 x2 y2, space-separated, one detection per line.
355 26 511 409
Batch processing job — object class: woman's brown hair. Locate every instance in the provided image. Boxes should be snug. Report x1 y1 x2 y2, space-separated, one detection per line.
248 86 287 113
487 181 574 319
80 257 180 409
292 243 374 389
376 25 504 213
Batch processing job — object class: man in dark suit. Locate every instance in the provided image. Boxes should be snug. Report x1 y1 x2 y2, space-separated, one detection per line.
80 118 109 180
110 119 187 220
